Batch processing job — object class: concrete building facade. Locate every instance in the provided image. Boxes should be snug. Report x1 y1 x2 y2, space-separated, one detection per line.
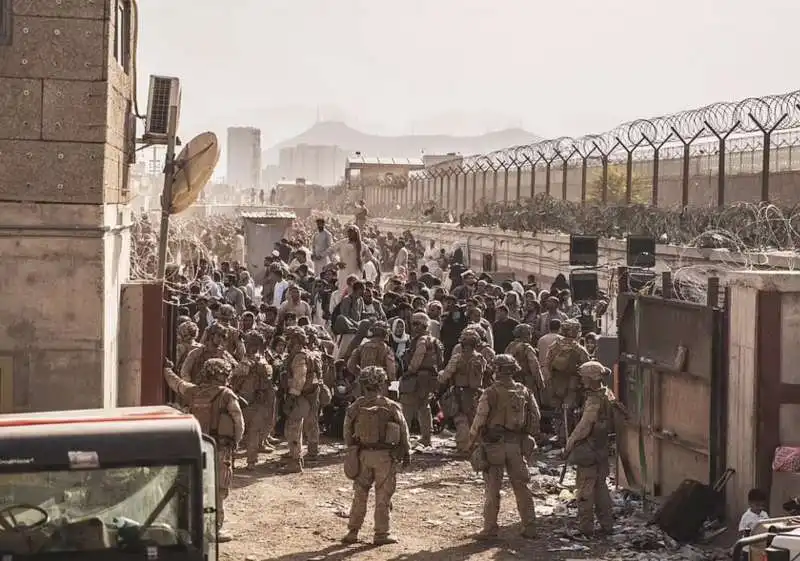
278 143 346 186
226 126 261 190
0 0 134 411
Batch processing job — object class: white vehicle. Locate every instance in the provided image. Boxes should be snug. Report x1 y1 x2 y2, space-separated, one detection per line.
733 518 800 560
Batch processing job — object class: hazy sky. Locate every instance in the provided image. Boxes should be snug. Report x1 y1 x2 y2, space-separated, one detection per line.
136 0 798 150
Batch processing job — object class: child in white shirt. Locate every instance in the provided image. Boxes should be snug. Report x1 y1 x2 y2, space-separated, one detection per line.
738 488 769 559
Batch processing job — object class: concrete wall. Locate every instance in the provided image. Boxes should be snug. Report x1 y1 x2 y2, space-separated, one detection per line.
0 1 134 411
723 272 800 521
373 218 800 285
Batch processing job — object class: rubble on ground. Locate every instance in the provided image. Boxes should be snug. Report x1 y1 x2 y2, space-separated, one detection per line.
234 434 733 560
412 436 732 561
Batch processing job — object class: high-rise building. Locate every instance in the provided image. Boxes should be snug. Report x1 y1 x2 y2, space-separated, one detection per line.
227 127 262 190
277 144 347 186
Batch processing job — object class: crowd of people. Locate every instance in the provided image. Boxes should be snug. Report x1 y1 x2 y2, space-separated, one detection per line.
161 208 621 545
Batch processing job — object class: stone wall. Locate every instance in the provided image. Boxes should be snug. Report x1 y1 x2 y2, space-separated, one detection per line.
0 1 134 411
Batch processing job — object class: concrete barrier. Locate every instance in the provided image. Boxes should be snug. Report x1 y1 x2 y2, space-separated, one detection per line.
372 218 800 288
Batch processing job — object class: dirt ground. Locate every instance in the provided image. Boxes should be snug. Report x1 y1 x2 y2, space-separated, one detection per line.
219 435 615 561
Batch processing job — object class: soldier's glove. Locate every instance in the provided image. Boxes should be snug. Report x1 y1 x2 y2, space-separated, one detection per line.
164 358 174 370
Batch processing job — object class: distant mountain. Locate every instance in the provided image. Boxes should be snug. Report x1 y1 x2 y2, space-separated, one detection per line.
262 121 541 163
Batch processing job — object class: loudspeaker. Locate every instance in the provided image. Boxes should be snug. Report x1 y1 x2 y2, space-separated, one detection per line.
626 235 656 268
569 234 599 266
570 271 598 301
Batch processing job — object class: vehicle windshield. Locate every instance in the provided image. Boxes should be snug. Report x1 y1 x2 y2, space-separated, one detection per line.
0 465 193 555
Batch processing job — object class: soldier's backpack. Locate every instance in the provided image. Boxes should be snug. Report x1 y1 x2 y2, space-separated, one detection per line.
496 385 528 432
461 352 485 389
189 386 226 437
301 351 323 393
354 403 400 446
549 342 580 373
361 341 389 368
507 342 529 376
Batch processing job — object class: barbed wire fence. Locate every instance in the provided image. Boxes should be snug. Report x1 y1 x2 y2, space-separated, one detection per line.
394 88 800 211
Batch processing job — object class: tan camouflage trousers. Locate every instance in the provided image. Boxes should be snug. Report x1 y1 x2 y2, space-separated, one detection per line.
483 441 536 535
348 449 397 537
244 405 270 464
454 387 480 452
217 444 234 530
400 394 432 446
550 373 579 443
285 389 321 468
575 462 613 534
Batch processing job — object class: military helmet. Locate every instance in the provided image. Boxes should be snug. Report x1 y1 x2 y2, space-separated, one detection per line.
206 323 228 339
561 319 582 338
411 312 430 327
177 321 199 340
359 366 388 390
357 319 375 337
199 358 232 385
470 324 488 342
284 326 308 346
492 354 521 376
513 323 532 340
459 328 481 346
303 325 320 346
578 360 610 382
244 330 265 347
177 315 193 327
371 320 390 337
218 304 236 320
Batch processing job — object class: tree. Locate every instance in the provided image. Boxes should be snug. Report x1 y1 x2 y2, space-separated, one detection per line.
587 164 651 204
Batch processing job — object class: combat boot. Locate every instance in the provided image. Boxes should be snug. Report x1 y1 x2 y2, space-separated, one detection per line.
282 458 303 473
373 533 398 545
520 526 538 539
215 529 233 543
341 530 359 544
474 527 498 541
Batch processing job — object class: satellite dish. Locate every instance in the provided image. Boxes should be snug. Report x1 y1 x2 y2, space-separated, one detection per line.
169 132 220 214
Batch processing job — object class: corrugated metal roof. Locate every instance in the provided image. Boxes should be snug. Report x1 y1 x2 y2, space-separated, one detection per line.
346 156 425 168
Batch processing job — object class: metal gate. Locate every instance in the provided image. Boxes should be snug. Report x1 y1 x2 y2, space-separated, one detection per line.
615 270 728 501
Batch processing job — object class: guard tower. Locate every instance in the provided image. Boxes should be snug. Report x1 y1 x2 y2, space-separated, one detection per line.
0 1 135 411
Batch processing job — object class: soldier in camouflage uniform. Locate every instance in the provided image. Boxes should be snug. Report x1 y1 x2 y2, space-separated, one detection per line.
543 319 590 445
347 321 396 382
505 324 545 402
470 354 540 540
400 312 443 447
282 326 322 472
463 325 497 387
230 330 275 469
164 358 244 542
342 366 411 546
565 361 619 536
181 323 239 384
438 328 487 452
200 304 246 361
176 320 202 373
